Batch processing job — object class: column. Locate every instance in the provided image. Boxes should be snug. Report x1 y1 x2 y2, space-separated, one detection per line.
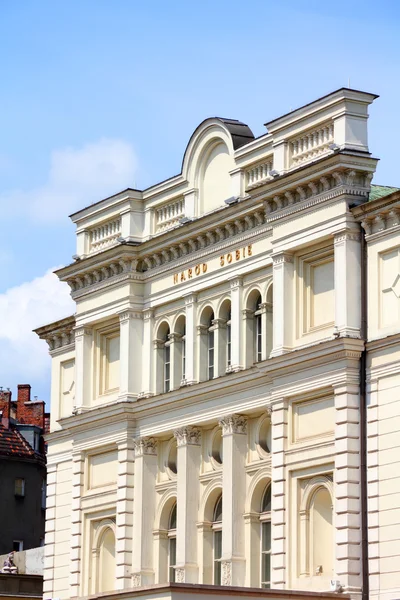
132 437 158 586
140 310 154 397
74 326 93 409
219 414 247 586
70 451 85 596
43 463 57 599
366 378 380 595
271 399 288 588
334 230 361 338
270 253 294 357
183 293 198 385
333 383 362 594
116 439 135 589
229 277 244 371
118 310 143 400
174 426 202 583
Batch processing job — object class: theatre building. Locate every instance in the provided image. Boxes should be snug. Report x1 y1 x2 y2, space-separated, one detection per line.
35 88 400 600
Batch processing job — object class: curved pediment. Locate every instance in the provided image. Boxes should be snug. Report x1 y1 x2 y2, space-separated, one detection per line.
182 118 254 215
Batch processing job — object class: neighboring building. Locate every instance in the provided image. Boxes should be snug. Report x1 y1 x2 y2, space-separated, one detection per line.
35 88 400 600
0 385 47 554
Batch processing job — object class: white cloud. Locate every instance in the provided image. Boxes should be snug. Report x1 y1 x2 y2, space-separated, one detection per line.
0 138 137 222
0 269 74 386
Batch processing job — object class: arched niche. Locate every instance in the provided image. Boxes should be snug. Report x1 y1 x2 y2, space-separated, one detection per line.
200 141 234 214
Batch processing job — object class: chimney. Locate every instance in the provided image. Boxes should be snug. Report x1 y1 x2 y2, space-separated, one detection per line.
17 384 31 404
0 389 12 428
16 384 45 429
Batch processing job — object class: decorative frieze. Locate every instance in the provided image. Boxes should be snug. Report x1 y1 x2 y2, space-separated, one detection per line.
174 426 202 447
62 168 372 297
221 560 232 586
219 414 247 435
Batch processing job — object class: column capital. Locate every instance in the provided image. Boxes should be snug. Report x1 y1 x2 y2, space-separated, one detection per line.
174 425 201 446
183 292 198 306
332 382 360 396
117 308 143 322
74 325 93 338
272 252 293 265
143 308 154 321
228 276 244 289
219 413 247 435
133 436 157 457
333 229 361 244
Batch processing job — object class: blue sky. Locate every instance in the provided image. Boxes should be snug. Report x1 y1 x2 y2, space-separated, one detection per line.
0 0 399 403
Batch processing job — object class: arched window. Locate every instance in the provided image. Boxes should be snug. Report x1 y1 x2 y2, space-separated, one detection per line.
260 485 271 588
207 311 215 380
168 503 177 582
226 308 232 369
312 487 333 577
213 495 223 584
154 322 171 393
182 324 186 382
254 294 263 363
97 526 116 593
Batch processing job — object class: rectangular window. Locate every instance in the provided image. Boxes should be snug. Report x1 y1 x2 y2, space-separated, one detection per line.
213 529 222 585
208 330 214 380
261 521 271 588
164 343 171 392
169 536 176 582
14 478 25 497
105 334 120 391
13 540 23 552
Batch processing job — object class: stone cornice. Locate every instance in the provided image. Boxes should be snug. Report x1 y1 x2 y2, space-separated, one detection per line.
34 315 76 350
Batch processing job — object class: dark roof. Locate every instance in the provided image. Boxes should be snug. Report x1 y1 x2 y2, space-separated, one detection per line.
0 425 39 461
369 184 400 202
214 118 255 150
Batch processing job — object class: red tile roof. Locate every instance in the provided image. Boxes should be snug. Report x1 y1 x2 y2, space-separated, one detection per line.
0 425 43 463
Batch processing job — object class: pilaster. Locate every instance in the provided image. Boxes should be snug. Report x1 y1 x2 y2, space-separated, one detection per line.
132 436 158 586
43 464 57 599
270 253 294 357
174 426 202 583
140 310 154 397
333 383 362 595
366 378 380 595
118 309 143 400
74 326 93 409
116 439 135 589
182 293 198 385
271 399 288 588
229 277 244 371
219 414 247 586
69 451 85 596
333 230 362 338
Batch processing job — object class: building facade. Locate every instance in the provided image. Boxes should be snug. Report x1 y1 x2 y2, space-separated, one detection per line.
0 385 47 554
35 88 400 600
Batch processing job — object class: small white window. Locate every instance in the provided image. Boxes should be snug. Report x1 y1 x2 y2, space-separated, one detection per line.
226 310 232 369
168 503 177 582
213 495 223 585
260 485 272 588
14 478 25 497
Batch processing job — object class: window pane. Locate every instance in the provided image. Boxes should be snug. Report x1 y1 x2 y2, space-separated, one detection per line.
214 530 222 559
214 558 221 586
262 521 271 551
182 339 186 379
261 551 271 587
214 496 222 522
169 536 176 582
261 485 271 512
169 504 177 530
15 478 25 497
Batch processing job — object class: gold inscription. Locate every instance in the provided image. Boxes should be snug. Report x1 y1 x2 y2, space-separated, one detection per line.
173 245 252 284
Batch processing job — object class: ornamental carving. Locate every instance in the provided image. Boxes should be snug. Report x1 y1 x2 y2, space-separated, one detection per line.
133 436 157 456
175 568 185 583
272 252 293 265
219 414 247 435
131 573 141 587
221 560 232 586
174 426 201 446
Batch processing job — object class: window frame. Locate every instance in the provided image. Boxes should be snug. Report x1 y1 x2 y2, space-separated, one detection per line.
260 486 272 589
14 477 25 498
212 495 223 585
168 503 177 583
